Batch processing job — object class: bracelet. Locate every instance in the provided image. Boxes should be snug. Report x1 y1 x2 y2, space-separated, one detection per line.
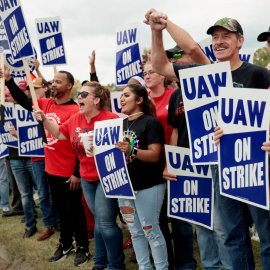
126 146 133 156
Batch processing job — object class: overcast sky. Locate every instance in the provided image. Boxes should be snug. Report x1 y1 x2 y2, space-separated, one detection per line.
22 0 270 86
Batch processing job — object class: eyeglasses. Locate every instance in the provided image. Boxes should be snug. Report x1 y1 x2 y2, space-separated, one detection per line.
76 91 96 99
143 70 155 76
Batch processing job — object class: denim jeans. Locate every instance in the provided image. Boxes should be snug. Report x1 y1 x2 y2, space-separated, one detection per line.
10 159 36 229
119 183 168 270
212 165 270 270
81 179 125 270
194 189 232 270
0 158 10 208
31 160 55 228
171 218 197 270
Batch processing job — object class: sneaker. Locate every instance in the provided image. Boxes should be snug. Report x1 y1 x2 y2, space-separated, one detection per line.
48 243 75 262
92 267 108 270
2 206 9 212
37 226 55 241
123 233 132 249
23 227 38 238
2 210 24 217
74 246 90 266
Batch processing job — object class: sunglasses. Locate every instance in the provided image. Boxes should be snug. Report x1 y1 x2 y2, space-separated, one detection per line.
172 53 182 60
76 91 96 99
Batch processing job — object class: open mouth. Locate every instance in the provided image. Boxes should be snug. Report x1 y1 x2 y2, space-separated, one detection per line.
78 102 85 109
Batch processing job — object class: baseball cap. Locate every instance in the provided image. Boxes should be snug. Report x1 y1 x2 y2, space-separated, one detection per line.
32 78 48 88
207 18 243 35
17 81 28 91
257 27 270 41
165 45 184 59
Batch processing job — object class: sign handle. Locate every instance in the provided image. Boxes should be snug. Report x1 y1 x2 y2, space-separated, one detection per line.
53 66 57 75
0 54 5 125
23 59 47 144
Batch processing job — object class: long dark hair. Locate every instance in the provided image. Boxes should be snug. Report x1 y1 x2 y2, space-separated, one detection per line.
126 84 156 118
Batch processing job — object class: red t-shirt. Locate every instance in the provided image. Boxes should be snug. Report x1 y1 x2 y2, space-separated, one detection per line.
149 88 175 144
60 110 119 182
38 98 79 177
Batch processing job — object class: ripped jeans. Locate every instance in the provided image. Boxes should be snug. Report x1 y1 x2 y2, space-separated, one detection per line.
118 183 168 270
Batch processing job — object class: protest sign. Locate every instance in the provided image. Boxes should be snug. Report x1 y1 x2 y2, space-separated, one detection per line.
0 18 11 54
94 118 135 199
110 91 127 119
218 87 270 209
5 47 37 82
0 134 8 158
35 16 66 66
0 102 17 147
15 104 44 157
199 37 254 64
179 62 233 164
0 0 34 61
165 145 213 229
116 22 142 86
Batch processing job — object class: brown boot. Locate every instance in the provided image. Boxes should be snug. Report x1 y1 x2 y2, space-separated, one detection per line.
37 226 55 241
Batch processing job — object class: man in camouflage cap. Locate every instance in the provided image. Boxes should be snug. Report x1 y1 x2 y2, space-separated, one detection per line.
145 9 270 270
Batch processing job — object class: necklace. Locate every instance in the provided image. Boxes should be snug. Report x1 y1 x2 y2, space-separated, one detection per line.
126 112 143 131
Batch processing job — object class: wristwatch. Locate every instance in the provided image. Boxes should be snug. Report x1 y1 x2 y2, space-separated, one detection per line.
131 147 138 157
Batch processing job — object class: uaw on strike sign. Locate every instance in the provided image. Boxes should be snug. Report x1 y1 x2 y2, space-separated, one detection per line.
35 16 66 66
116 22 142 86
218 87 270 209
0 0 34 61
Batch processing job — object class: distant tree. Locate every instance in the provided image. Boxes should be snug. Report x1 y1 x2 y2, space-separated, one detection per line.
253 46 270 67
71 79 81 100
107 83 117 92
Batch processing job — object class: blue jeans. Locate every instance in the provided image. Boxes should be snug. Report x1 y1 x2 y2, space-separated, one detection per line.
119 183 168 270
194 188 232 270
10 159 36 229
31 160 55 228
81 179 125 270
171 218 197 270
0 158 9 208
212 165 270 270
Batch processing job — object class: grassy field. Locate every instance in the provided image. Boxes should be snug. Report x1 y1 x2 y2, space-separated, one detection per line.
0 206 262 270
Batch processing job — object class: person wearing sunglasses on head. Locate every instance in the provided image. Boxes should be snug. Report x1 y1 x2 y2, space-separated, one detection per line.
33 82 126 270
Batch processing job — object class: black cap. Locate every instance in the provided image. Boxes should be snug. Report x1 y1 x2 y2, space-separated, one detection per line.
257 27 270 42
165 45 184 59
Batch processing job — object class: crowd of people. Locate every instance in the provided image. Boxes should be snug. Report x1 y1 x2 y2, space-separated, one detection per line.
0 8 270 270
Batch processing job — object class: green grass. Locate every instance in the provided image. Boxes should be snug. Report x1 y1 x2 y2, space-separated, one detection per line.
0 206 262 270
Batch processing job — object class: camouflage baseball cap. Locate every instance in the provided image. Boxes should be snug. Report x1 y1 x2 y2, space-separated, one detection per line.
206 18 243 35
257 26 270 41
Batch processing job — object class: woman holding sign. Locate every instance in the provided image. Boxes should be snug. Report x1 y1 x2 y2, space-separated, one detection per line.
115 84 168 270
33 82 125 270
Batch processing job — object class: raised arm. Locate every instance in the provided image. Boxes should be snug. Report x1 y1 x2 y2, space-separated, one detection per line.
166 20 210 65
32 59 45 79
89 50 99 82
144 9 177 81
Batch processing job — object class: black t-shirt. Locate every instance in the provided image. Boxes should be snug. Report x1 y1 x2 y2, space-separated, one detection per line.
123 114 165 190
169 62 270 147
